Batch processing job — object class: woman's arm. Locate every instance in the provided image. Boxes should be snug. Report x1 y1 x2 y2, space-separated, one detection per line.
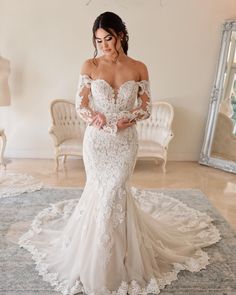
75 60 97 124
116 61 151 131
75 60 117 134
129 61 151 122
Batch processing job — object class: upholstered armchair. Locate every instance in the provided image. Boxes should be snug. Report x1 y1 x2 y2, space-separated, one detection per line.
49 99 86 170
137 101 174 172
49 99 174 172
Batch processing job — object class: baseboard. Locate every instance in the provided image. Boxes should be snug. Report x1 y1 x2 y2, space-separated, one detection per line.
5 149 54 159
5 149 200 161
167 152 200 161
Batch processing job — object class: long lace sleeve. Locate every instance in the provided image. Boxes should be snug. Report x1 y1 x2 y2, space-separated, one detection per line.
129 80 152 122
75 75 95 124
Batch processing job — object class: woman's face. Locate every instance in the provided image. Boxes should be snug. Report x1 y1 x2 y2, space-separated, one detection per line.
95 28 122 56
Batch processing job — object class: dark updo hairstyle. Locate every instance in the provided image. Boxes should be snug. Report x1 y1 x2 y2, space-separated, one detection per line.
92 11 129 61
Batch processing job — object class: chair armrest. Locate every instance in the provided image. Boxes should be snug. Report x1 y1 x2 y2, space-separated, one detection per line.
49 125 66 147
152 127 174 149
163 130 174 149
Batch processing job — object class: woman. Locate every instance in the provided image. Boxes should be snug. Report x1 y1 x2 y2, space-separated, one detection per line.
19 12 221 295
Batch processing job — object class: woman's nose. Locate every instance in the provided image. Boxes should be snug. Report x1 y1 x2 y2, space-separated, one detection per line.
103 41 108 48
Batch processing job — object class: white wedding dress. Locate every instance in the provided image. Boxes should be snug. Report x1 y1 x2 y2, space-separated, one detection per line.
18 74 221 295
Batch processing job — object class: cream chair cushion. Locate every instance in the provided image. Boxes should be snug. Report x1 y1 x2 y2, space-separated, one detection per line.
49 99 86 169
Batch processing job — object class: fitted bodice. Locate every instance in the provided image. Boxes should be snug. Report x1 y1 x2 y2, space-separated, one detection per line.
91 79 140 114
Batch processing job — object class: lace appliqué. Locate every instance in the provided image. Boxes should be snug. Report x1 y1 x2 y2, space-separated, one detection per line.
95 184 127 268
129 80 152 122
131 187 221 244
75 74 94 124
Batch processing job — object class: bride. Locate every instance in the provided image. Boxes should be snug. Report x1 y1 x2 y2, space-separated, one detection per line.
18 11 221 295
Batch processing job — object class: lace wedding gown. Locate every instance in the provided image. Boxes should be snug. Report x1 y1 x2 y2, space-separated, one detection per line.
18 74 221 295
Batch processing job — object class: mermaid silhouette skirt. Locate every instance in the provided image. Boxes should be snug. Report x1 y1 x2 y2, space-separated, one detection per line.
18 125 221 295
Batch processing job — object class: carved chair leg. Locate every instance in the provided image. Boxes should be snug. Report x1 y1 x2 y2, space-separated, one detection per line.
55 155 60 171
63 155 67 165
162 160 166 173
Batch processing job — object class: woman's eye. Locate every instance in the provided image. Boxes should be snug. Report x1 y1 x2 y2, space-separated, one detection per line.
96 36 112 43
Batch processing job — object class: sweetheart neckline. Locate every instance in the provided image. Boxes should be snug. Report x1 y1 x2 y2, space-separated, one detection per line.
80 74 147 93
91 78 138 93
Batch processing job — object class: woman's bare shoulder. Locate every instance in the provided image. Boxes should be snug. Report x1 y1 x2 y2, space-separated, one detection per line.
132 59 149 80
80 58 99 76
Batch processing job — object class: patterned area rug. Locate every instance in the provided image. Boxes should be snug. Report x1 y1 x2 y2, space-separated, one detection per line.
0 188 235 295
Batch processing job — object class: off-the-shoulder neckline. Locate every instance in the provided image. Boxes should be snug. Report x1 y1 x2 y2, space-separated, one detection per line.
80 74 149 92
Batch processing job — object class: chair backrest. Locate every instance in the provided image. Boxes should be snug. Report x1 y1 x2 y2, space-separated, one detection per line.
137 101 174 143
50 99 86 139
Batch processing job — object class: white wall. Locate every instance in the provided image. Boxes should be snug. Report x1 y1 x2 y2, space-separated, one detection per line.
0 0 236 160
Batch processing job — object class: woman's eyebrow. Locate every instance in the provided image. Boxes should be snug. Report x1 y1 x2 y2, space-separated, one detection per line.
95 34 111 40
